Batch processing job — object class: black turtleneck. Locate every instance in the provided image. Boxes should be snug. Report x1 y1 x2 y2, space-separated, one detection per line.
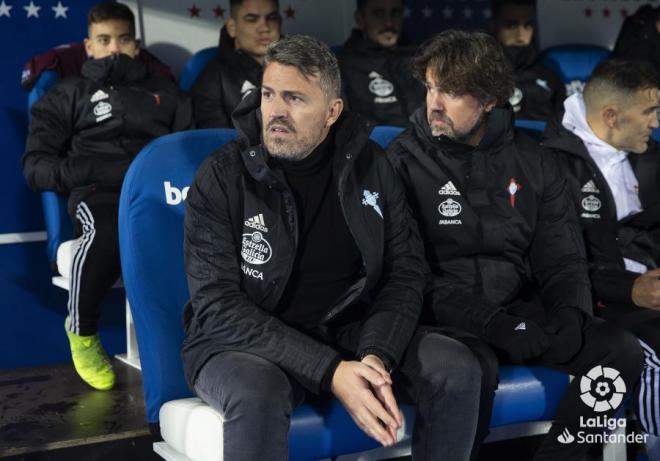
271 133 362 331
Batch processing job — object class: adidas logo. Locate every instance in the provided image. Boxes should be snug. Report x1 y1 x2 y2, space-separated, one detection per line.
240 80 257 95
514 322 526 331
438 181 461 196
244 213 269 232
90 89 109 103
581 180 600 194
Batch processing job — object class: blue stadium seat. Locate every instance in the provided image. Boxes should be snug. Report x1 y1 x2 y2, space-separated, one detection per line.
118 128 579 461
541 44 610 96
515 119 546 141
369 125 405 148
179 46 218 92
652 127 660 143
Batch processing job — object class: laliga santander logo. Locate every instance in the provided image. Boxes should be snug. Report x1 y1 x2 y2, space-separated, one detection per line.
579 365 626 412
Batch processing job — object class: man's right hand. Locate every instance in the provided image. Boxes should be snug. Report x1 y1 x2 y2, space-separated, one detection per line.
330 360 399 447
632 269 660 309
485 312 549 363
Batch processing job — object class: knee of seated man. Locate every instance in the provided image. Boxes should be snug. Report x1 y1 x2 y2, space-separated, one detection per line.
415 332 483 397
225 357 296 413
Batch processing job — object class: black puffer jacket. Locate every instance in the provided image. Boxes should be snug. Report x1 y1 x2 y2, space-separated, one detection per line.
23 54 192 196
190 27 263 128
182 90 426 393
543 120 660 306
337 30 424 127
504 45 565 122
387 106 592 336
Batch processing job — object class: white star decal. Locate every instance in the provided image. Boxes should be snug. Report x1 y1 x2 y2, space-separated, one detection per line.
463 8 473 19
52 1 67 18
422 6 432 18
0 1 12 17
443 7 452 18
24 0 40 18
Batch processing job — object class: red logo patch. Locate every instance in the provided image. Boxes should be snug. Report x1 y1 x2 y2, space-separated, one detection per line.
507 178 522 207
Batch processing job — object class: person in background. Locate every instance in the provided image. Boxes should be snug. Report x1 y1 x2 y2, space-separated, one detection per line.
490 0 564 121
544 58 660 460
612 4 660 72
190 0 281 128
337 0 424 127
22 1 192 391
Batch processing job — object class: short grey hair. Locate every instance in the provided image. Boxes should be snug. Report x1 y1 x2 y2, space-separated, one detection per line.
264 35 341 99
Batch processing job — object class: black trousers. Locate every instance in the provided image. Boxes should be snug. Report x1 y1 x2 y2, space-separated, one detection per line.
65 190 121 336
194 328 485 461
599 303 660 436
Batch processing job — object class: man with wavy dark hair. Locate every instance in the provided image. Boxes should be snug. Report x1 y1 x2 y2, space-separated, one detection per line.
387 30 643 460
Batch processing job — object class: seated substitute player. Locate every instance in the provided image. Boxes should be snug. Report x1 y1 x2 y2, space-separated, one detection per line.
490 0 565 121
190 0 282 128
544 58 660 457
22 1 192 390
337 0 424 127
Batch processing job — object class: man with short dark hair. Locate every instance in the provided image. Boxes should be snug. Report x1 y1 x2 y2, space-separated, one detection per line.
190 0 281 128
22 1 192 390
387 30 644 460
337 0 424 127
183 34 486 460
544 58 660 455
490 0 564 121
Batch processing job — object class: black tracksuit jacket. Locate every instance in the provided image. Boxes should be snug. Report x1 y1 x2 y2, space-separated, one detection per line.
23 54 192 200
543 121 660 307
505 45 565 122
181 91 426 393
190 27 263 128
387 106 593 337
337 30 424 127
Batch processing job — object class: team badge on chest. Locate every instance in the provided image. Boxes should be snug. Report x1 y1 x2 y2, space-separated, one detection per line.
507 178 522 207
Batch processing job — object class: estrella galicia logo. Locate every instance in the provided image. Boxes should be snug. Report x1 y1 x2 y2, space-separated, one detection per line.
579 365 626 412
241 232 272 265
438 198 462 217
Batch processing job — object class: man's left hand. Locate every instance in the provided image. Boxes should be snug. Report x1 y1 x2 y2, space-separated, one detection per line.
361 354 402 441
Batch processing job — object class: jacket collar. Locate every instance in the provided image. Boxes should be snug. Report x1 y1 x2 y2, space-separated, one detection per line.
81 53 146 85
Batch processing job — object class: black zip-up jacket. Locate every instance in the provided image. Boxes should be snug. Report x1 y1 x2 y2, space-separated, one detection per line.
190 27 263 128
337 30 424 127
543 120 660 306
23 54 192 197
504 45 565 122
182 91 426 393
387 106 592 337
